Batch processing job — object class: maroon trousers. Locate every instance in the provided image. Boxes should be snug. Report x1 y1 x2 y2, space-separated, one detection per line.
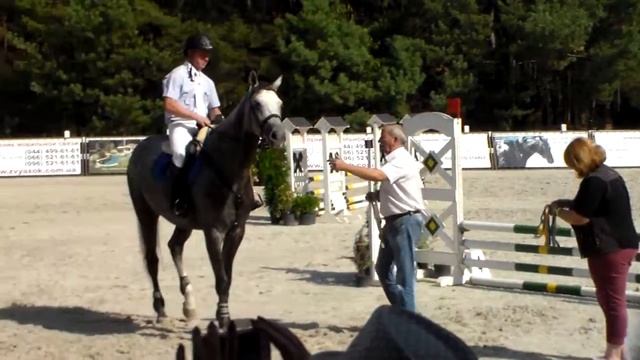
587 248 638 345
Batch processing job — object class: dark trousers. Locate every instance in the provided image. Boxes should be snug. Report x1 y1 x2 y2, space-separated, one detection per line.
587 248 638 345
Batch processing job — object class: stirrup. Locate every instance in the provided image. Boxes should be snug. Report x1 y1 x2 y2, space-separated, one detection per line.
173 198 188 217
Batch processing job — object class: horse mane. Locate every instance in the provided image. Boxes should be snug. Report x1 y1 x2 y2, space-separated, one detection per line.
210 79 278 136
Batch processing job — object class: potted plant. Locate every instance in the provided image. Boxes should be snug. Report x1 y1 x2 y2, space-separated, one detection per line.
276 185 296 226
256 148 290 224
291 193 320 225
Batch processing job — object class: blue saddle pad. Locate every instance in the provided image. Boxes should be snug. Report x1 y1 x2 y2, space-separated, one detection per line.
152 153 203 183
152 153 172 182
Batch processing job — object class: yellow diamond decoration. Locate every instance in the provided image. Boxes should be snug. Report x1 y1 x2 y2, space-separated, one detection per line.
422 151 440 174
425 216 441 236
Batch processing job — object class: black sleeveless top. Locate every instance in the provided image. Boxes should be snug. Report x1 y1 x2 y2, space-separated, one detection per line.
570 165 639 258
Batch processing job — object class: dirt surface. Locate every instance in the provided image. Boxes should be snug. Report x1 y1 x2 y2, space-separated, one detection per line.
1 170 640 359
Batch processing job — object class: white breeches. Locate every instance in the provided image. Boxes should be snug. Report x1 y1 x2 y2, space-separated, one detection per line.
168 120 198 167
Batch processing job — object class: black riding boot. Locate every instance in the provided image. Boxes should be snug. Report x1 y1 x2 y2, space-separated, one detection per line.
170 142 199 217
169 163 189 217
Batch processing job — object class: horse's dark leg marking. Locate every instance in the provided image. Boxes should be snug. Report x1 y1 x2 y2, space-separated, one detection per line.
129 189 165 320
203 227 230 327
167 227 196 320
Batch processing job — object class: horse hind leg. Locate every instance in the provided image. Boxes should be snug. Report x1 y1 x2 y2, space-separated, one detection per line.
130 191 166 321
167 227 198 321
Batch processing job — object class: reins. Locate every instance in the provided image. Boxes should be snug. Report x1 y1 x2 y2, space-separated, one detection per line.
535 204 560 247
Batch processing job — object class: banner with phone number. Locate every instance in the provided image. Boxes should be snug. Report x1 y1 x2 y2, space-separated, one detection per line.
0 138 83 177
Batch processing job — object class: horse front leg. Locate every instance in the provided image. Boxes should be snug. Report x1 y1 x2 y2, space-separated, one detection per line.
219 223 246 318
167 227 197 321
203 227 231 328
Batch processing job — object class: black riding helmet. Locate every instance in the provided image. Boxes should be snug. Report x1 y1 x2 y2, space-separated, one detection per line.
183 34 213 56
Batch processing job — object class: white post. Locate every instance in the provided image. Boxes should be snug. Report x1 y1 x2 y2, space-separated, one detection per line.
451 117 465 285
285 131 295 192
369 125 383 281
365 127 380 282
320 129 332 216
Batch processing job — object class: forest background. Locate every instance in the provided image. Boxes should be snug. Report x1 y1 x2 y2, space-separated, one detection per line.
2 0 640 137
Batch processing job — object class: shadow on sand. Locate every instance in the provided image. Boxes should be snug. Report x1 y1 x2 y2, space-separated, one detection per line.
0 303 176 338
472 345 591 360
262 266 358 287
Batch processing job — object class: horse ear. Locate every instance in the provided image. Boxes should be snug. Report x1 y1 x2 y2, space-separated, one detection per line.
272 75 283 92
248 71 259 89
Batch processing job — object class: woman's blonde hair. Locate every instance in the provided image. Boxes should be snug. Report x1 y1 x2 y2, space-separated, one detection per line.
563 137 606 178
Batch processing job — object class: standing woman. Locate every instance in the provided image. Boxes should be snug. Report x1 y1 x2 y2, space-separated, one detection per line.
550 137 639 360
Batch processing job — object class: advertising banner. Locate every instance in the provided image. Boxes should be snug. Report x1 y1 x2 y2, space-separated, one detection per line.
303 134 375 170
342 133 375 168
592 131 640 168
294 132 490 171
412 133 492 169
491 131 588 169
86 137 146 174
0 138 83 177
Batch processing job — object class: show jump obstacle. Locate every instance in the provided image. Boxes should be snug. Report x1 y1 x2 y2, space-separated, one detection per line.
401 112 640 303
283 112 640 302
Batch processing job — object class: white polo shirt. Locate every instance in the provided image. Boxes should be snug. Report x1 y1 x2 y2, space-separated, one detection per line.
379 146 425 217
162 62 220 125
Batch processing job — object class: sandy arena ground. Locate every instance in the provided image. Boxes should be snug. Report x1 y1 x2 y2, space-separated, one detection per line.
1 169 640 359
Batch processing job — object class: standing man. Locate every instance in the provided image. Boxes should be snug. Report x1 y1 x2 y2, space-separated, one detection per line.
163 33 221 216
329 124 425 312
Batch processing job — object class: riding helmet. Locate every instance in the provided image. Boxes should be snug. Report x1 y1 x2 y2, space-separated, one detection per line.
183 34 213 56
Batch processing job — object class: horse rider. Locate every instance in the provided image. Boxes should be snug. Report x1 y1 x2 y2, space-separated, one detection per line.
162 33 262 216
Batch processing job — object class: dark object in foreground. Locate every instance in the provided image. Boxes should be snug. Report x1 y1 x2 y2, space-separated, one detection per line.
177 305 478 360
176 317 310 360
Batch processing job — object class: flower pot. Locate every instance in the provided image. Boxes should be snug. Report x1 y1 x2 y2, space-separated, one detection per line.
298 212 316 225
282 212 297 226
270 213 282 225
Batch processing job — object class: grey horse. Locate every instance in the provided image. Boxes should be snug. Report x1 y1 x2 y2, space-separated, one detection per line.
126 74 285 327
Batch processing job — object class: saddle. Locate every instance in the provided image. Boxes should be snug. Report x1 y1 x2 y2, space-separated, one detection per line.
161 126 211 156
155 127 213 216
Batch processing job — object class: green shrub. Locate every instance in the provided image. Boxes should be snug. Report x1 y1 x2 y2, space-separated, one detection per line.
256 147 291 221
291 193 321 217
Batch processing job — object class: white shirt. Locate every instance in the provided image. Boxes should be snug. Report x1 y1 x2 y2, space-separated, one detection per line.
162 62 220 125
379 146 425 217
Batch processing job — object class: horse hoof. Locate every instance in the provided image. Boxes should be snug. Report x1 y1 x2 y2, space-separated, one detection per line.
156 312 169 324
183 306 198 322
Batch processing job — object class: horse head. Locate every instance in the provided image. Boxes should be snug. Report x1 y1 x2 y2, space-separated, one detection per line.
246 72 286 148
523 136 554 164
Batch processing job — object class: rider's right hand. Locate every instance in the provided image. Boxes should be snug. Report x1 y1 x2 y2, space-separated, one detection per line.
197 116 212 128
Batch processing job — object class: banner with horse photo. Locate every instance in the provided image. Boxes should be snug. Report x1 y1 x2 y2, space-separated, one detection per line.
492 131 588 169
86 137 146 174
